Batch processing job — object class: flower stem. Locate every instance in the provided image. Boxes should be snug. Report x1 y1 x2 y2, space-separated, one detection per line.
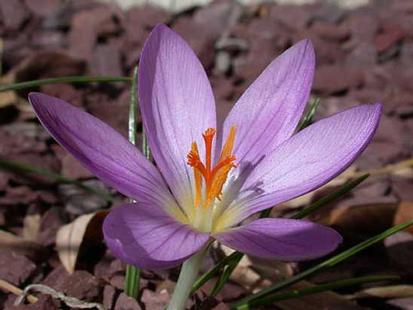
124 66 141 299
167 249 207 310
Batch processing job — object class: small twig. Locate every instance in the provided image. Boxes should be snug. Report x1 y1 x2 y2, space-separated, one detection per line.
0 278 38 304
14 284 105 310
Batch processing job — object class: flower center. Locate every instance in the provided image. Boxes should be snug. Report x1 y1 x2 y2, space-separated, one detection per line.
185 126 237 232
187 126 236 209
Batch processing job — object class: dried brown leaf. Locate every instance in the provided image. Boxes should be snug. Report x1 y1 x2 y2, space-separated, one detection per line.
394 202 413 234
56 211 108 273
350 285 413 299
326 200 398 234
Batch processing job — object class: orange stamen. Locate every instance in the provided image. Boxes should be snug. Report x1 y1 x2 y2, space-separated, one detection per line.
219 126 236 161
187 126 237 209
202 128 216 173
188 143 203 208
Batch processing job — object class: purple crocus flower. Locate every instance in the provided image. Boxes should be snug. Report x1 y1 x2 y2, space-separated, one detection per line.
29 25 381 270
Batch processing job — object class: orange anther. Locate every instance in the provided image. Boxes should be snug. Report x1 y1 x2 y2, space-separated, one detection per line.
202 128 216 172
187 126 237 209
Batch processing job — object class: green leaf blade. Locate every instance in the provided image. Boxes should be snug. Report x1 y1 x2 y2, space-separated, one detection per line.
291 174 369 219
0 76 131 92
231 221 413 309
257 275 399 305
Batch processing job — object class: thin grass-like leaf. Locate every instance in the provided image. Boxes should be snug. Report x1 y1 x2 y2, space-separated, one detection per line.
192 251 243 293
251 275 399 305
291 174 369 219
0 76 131 92
0 158 112 202
210 252 243 297
124 67 141 299
231 220 413 309
128 68 139 146
297 97 320 131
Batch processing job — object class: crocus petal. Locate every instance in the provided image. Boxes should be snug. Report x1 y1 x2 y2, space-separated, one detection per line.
221 40 314 165
215 218 342 261
222 103 382 225
29 93 178 212
139 24 216 210
103 203 209 269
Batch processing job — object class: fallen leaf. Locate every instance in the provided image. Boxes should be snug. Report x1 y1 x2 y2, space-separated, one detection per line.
56 210 108 273
393 167 413 178
326 199 398 234
394 202 413 234
349 285 413 299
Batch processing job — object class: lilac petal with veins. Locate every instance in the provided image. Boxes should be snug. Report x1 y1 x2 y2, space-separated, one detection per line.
215 218 342 261
220 103 382 227
103 203 209 269
139 24 216 212
29 93 180 214
221 39 315 165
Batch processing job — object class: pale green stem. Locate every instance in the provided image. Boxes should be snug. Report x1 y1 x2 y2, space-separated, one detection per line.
167 248 207 310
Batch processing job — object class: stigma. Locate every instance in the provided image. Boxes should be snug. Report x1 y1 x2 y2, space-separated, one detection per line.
187 126 236 209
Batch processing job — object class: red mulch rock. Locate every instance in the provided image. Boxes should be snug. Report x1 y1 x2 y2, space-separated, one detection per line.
103 285 117 310
110 274 125 290
14 51 86 84
58 180 109 215
0 0 30 32
141 289 169 310
23 0 60 17
94 254 125 282
37 207 64 246
85 89 130 138
343 10 379 43
40 84 84 108
0 251 36 285
384 231 413 276
311 21 350 42
0 171 10 191
115 293 142 310
90 44 122 76
53 144 92 179
313 65 364 95
68 5 123 61
391 178 413 202
42 267 100 301
269 4 315 31
375 23 405 54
